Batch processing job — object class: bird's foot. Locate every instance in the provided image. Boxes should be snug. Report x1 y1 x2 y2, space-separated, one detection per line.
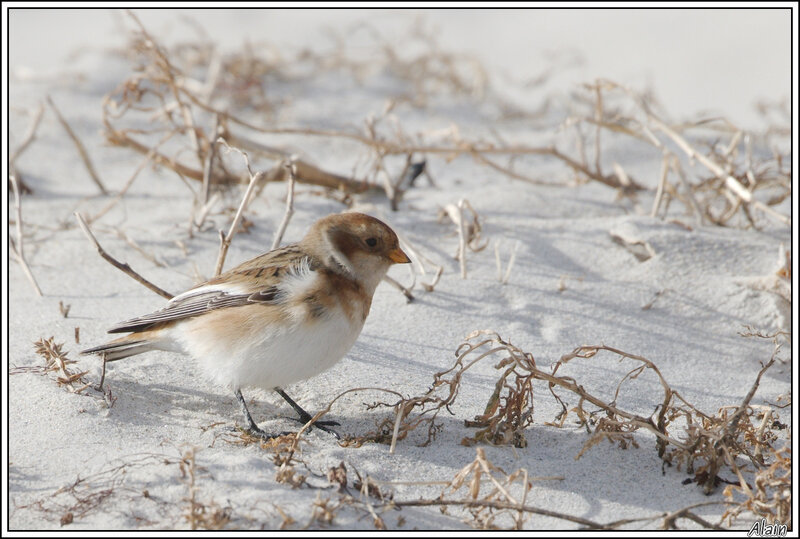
290 413 341 439
230 424 291 441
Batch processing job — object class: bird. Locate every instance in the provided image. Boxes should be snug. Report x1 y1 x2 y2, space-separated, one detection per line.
81 212 411 439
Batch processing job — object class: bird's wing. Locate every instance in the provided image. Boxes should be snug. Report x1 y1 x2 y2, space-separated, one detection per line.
107 244 317 334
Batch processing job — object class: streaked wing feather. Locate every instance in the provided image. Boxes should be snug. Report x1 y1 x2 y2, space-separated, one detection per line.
106 287 280 334
106 244 315 334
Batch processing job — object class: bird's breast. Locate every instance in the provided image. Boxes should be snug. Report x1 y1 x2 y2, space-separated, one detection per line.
291 269 371 325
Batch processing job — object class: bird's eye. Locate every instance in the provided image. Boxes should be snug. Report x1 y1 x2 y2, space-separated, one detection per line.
365 237 378 247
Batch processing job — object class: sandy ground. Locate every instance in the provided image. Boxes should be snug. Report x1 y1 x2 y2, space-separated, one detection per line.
5 7 795 532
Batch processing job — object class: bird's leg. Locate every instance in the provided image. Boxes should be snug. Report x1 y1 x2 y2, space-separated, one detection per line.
275 388 341 438
235 389 285 440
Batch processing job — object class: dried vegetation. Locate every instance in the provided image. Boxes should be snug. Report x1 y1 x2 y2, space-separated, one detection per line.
337 329 791 529
8 11 791 531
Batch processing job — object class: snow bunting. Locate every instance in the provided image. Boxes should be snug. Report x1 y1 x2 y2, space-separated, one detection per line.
82 212 410 439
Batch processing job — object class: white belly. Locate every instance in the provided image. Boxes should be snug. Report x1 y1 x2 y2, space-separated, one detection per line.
171 311 364 391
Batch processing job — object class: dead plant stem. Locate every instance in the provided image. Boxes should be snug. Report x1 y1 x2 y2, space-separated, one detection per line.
213 139 264 276
74 212 173 300
47 96 108 195
270 162 296 250
10 176 43 296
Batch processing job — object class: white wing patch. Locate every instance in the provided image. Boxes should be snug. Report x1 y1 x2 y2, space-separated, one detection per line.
276 257 320 322
169 283 250 303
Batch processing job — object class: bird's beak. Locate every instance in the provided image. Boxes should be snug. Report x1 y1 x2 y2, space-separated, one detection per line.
388 247 411 264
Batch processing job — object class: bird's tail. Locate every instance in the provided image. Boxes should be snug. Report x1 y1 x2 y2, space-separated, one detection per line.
80 334 157 362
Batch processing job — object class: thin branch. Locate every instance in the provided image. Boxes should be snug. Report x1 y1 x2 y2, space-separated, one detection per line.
9 102 46 172
176 94 645 191
98 356 107 392
74 212 173 300
549 146 643 192
225 131 378 194
725 356 776 441
397 234 443 292
213 139 263 276
288 386 406 454
555 344 682 453
270 161 297 251
457 199 468 279
106 227 166 268
495 240 519 285
253 126 645 190
603 501 728 530
193 191 221 231
125 10 203 167
669 158 705 226
650 153 670 218
201 114 220 208
391 498 607 529
382 275 415 302
701 355 778 493
88 130 177 223
9 176 43 296
592 80 603 176
47 96 108 195
471 152 563 186
629 89 789 226
104 128 238 184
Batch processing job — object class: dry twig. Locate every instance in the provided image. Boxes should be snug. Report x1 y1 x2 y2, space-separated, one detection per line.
270 161 297 250
213 138 264 276
75 212 173 300
9 176 43 296
346 329 786 502
391 450 601 530
494 240 518 285
382 275 415 302
9 102 46 192
13 337 115 406
47 96 108 195
179 447 232 530
88 130 177 223
14 453 180 526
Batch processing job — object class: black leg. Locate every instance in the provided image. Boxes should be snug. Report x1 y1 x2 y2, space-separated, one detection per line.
275 388 341 439
235 389 285 440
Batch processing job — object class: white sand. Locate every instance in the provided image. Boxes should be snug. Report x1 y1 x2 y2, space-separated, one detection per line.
5 8 794 532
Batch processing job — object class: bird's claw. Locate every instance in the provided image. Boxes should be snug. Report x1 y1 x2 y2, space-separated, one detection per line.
229 424 291 441
290 415 341 439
